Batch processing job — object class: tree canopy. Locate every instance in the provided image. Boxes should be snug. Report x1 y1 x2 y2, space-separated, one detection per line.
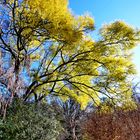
0 0 140 109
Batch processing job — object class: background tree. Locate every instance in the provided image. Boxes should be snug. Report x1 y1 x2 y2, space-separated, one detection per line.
51 98 90 140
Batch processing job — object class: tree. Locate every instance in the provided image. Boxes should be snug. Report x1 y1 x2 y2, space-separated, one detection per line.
0 0 140 110
51 98 88 140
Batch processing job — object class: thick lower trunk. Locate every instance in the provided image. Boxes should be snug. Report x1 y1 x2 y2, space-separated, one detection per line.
72 126 78 140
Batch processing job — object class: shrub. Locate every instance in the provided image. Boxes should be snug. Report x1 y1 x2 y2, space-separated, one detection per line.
83 108 140 140
0 100 63 140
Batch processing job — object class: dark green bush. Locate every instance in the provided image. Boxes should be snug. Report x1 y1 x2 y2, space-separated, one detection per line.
0 100 63 140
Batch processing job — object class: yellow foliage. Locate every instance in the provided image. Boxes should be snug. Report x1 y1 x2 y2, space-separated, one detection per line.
5 0 140 109
29 40 41 48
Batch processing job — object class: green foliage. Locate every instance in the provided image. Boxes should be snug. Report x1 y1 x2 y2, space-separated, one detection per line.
0 101 63 140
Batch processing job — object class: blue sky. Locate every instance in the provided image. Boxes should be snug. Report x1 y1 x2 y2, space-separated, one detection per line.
69 0 140 77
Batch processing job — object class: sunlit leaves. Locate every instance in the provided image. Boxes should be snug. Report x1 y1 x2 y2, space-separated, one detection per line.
0 0 140 109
